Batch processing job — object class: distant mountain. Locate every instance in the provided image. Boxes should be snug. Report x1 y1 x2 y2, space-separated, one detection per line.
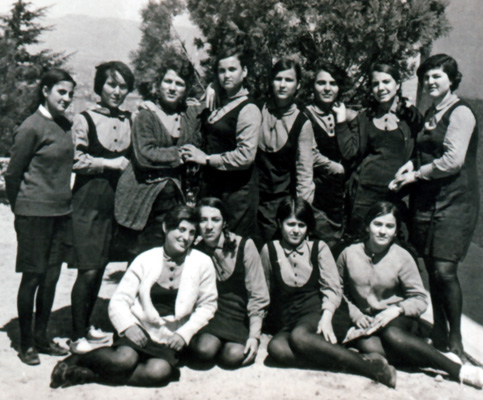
30 14 205 102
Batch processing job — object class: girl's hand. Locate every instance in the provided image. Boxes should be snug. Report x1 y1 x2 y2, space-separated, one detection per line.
317 311 337 344
104 156 130 171
124 325 148 347
366 306 402 335
389 171 418 192
167 333 186 351
354 314 374 330
332 102 347 123
242 338 259 365
204 83 218 111
394 160 414 180
179 144 208 165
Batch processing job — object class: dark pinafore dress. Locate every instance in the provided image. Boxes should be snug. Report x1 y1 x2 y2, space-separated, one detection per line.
266 240 322 333
256 111 308 244
308 112 347 245
198 238 249 344
350 120 412 233
71 111 130 269
410 99 479 262
113 284 180 367
201 100 258 238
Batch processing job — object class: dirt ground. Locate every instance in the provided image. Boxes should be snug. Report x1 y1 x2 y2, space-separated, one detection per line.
0 204 481 400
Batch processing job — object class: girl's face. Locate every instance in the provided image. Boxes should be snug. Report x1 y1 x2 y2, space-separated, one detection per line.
272 68 300 105
423 67 452 101
371 71 400 104
199 206 225 246
367 212 397 251
159 69 187 110
314 70 339 105
101 70 129 109
280 215 307 247
163 219 197 256
217 55 247 95
42 80 75 117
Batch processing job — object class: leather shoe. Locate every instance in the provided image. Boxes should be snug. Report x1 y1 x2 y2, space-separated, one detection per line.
35 340 69 356
19 347 40 366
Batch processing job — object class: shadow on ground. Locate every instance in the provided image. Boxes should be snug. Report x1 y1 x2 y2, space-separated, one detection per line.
0 297 113 351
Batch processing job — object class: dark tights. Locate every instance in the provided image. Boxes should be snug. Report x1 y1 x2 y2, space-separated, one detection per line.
424 258 463 353
356 316 461 380
189 333 246 368
17 264 62 349
63 346 174 387
268 323 389 382
71 267 106 340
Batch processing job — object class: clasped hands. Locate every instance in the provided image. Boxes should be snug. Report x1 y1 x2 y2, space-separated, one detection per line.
124 325 186 351
354 306 402 335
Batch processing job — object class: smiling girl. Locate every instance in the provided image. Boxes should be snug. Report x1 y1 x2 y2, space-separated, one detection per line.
338 201 483 388
334 63 422 235
6 69 76 365
115 51 203 257
69 61 135 354
392 54 479 360
261 198 397 388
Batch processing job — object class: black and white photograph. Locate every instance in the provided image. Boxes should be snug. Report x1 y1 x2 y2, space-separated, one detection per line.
0 0 481 399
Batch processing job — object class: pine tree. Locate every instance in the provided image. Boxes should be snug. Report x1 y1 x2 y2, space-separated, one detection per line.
186 0 450 103
0 0 68 156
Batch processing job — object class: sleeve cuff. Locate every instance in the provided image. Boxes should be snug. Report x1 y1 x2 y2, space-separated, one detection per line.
208 154 224 169
418 164 434 180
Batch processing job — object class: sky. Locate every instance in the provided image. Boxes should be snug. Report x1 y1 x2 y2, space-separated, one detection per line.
0 0 150 21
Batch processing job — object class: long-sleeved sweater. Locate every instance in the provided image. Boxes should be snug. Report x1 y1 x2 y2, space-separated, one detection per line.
5 108 74 216
108 247 217 345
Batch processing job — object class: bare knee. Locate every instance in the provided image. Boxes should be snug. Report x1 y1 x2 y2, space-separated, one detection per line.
218 343 245 368
190 334 221 361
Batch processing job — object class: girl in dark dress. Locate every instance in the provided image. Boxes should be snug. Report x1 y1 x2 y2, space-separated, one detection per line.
5 69 76 365
69 61 135 354
189 197 269 368
261 198 396 388
305 60 357 251
392 54 479 360
180 46 261 238
338 201 483 388
256 58 315 246
335 63 422 235
50 206 217 388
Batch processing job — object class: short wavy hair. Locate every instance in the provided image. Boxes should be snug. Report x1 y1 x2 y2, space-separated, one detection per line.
417 53 462 91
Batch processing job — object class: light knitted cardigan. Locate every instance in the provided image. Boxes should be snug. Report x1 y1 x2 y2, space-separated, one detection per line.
108 247 217 345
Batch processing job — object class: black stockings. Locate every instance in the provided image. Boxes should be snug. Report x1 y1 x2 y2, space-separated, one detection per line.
356 317 461 380
425 258 463 353
17 264 62 349
71 267 106 340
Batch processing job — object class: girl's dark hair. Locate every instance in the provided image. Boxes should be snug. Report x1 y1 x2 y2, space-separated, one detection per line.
366 63 402 116
363 201 402 234
370 63 401 84
38 68 76 106
94 61 134 96
276 197 315 234
270 57 302 83
137 48 195 104
214 45 249 71
164 205 199 232
197 197 237 256
417 53 462 91
313 60 348 97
